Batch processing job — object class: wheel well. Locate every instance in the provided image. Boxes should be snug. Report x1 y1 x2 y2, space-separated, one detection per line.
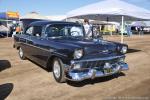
46 56 58 71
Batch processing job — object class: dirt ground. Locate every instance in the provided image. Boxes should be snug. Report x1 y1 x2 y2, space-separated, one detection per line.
0 35 150 100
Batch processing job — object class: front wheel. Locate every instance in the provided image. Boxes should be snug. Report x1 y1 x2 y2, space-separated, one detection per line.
52 58 66 83
18 47 26 60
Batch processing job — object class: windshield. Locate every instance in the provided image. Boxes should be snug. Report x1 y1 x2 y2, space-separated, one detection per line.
45 24 84 37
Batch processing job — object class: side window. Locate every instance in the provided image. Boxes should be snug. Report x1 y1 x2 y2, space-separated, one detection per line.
32 26 42 37
26 27 33 35
45 25 63 37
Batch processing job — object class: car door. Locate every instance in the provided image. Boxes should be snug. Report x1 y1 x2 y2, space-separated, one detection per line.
29 26 50 67
20 26 34 58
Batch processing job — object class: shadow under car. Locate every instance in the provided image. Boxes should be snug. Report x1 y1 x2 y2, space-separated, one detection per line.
127 48 141 54
67 72 126 87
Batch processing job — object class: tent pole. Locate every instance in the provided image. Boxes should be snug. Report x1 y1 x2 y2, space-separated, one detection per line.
65 18 68 22
6 10 8 37
121 16 124 43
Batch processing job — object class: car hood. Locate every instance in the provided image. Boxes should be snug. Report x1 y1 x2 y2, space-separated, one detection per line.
51 37 118 55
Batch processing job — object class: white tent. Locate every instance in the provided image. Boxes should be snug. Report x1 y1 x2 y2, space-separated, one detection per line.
90 20 120 25
67 0 150 43
67 0 150 21
21 12 48 20
46 15 66 21
131 21 146 27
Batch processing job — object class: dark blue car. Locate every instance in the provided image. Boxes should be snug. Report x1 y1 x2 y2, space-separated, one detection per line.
13 21 128 83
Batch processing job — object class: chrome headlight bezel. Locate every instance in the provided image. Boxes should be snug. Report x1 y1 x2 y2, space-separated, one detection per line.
121 46 128 54
74 49 83 59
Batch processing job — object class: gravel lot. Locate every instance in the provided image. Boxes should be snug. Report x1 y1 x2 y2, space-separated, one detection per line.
0 35 150 100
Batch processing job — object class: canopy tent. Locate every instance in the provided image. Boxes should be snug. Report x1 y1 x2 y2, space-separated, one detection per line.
131 21 147 27
67 0 150 21
67 0 150 43
21 12 47 20
46 15 66 21
90 20 120 25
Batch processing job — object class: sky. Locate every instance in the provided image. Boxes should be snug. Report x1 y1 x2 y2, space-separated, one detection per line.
0 0 150 16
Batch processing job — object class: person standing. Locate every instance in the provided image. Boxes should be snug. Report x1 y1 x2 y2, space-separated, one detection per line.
12 21 17 37
127 25 132 37
15 24 21 34
140 26 144 35
83 19 92 37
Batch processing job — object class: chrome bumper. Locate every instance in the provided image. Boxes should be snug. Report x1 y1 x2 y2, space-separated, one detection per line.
66 62 128 81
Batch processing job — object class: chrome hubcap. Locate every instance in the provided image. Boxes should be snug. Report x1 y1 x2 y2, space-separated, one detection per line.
19 48 23 57
53 61 61 78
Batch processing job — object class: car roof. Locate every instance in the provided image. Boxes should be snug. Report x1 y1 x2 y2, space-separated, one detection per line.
29 21 82 26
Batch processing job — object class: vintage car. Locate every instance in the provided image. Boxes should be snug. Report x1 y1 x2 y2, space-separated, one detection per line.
13 21 129 83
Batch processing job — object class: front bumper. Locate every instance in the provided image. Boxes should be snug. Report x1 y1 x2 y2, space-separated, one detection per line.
65 55 129 81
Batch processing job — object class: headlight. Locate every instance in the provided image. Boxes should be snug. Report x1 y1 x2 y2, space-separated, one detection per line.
121 46 128 54
74 49 83 59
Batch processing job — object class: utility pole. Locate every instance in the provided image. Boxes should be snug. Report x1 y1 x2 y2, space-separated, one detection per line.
121 16 124 43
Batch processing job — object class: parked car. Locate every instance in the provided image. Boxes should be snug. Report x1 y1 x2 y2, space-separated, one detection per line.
13 21 129 83
0 32 6 37
0 24 9 37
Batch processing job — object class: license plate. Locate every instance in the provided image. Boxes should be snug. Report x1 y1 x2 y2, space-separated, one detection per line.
104 68 113 74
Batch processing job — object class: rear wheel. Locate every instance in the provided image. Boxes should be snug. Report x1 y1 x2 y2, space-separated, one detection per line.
52 58 66 83
19 47 26 60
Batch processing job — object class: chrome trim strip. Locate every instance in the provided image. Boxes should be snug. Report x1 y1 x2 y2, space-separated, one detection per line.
16 42 68 57
53 51 68 57
18 42 50 52
71 55 125 63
